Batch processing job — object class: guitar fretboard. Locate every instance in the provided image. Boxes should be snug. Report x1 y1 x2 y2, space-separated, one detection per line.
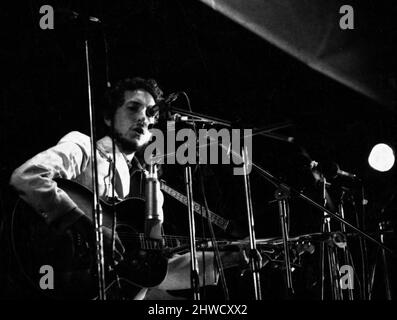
133 233 233 251
160 181 229 231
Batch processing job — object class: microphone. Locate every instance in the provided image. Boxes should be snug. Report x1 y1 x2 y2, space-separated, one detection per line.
313 161 358 180
144 163 163 240
55 8 101 24
146 92 180 118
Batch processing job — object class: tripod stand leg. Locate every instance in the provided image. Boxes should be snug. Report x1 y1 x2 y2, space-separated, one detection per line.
338 202 354 300
242 147 262 300
275 189 294 296
320 239 326 300
379 221 392 300
321 217 343 300
328 244 342 300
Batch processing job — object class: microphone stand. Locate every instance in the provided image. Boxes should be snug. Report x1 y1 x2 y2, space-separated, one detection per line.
338 190 354 300
274 187 294 296
251 163 397 301
252 162 395 252
378 221 393 300
242 147 262 300
172 106 293 139
160 107 395 299
159 108 271 300
163 110 292 301
184 163 201 300
161 115 202 300
83 16 106 300
320 179 342 300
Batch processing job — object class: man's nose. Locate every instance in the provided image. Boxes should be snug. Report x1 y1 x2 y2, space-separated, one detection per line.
137 107 150 127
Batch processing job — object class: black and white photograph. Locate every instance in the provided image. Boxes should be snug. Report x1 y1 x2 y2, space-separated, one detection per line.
0 0 396 307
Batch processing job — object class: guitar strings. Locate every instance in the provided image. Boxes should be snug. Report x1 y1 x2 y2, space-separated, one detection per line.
113 232 281 251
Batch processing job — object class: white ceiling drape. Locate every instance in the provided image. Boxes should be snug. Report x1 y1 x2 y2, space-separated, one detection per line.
199 0 396 107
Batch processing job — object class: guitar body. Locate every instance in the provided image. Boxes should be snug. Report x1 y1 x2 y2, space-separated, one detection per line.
11 179 168 300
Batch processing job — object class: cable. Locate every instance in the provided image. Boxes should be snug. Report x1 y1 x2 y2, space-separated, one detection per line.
110 119 124 296
110 122 117 261
351 190 367 299
368 246 381 299
360 185 369 299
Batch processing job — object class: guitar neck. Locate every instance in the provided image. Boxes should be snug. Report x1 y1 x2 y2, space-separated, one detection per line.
160 181 230 231
137 233 233 252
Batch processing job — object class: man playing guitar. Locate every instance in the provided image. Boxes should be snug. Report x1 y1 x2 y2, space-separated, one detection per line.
9 77 250 299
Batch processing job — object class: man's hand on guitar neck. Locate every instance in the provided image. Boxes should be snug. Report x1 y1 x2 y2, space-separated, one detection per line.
50 207 125 265
219 246 269 271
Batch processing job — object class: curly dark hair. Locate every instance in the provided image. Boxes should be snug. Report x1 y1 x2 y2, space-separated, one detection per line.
104 77 164 120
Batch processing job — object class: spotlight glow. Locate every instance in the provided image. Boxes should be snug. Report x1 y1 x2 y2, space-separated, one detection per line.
368 143 395 172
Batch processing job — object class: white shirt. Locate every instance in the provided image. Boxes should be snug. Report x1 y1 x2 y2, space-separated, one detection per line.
9 131 163 224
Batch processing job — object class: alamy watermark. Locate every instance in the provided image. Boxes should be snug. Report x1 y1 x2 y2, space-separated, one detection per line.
39 265 54 290
339 264 354 290
339 5 354 30
39 4 355 31
39 5 54 30
144 121 252 175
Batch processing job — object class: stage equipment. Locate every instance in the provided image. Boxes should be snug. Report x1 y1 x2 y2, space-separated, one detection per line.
368 143 395 172
79 11 107 301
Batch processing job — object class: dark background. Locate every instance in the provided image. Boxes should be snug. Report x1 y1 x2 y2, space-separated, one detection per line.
0 0 396 299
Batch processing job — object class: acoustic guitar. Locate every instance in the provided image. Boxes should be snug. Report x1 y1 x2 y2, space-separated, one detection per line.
11 179 312 299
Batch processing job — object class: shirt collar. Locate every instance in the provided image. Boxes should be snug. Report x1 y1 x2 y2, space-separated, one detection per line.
96 135 131 198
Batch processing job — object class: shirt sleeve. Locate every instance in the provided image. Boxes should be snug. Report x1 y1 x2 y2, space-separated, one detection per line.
157 252 219 290
9 131 91 224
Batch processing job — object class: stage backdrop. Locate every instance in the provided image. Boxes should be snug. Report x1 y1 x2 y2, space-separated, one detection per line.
199 0 397 108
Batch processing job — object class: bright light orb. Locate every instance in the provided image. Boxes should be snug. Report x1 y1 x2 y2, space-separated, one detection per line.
368 143 395 172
